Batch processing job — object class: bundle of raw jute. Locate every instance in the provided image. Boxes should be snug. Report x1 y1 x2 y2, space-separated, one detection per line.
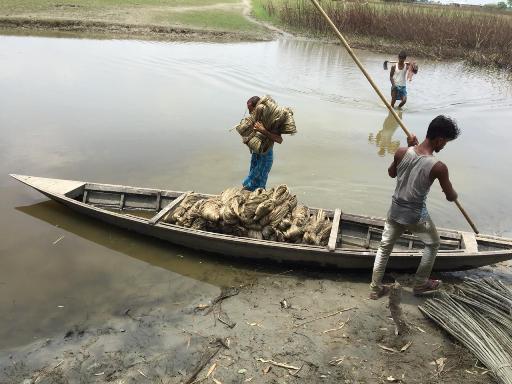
164 185 332 246
418 278 512 384
302 209 332 246
235 95 297 154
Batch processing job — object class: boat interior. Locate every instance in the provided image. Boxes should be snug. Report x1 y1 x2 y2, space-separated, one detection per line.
61 182 511 254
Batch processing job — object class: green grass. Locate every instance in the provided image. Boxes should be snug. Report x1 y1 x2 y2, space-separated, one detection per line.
0 0 240 12
251 0 278 22
152 9 263 32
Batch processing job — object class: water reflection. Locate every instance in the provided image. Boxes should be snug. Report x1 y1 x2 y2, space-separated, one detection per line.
15 201 269 287
368 111 402 156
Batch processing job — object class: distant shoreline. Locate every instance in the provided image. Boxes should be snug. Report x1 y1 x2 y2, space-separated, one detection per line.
1 1 511 74
0 17 272 43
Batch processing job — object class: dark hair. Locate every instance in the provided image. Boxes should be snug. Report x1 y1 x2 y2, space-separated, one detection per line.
398 51 407 59
247 96 260 107
426 115 460 140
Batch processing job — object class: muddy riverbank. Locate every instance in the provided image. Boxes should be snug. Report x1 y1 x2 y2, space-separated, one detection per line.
3 267 508 384
0 17 272 43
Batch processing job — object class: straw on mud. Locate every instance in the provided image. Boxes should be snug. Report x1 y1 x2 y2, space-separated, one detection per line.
418 279 512 384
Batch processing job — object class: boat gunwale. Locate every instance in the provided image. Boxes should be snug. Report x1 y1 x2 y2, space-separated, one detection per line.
59 195 512 259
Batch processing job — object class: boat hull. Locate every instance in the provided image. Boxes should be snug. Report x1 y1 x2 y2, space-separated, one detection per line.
11 174 512 271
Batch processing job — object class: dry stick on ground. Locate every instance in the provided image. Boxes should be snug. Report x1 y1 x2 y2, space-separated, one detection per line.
215 302 236 329
289 363 305 376
195 287 240 314
293 306 356 327
217 310 236 329
322 317 350 334
184 342 225 384
33 360 65 383
389 283 410 335
256 358 300 370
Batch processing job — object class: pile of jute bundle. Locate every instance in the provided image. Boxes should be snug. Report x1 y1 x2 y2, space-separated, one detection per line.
419 278 512 384
164 185 332 246
235 95 297 154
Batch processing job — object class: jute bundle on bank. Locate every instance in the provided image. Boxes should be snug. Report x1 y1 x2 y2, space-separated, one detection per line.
418 278 512 384
164 185 332 246
235 95 297 154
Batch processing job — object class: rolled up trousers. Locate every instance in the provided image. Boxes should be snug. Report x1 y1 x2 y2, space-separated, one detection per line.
370 216 440 290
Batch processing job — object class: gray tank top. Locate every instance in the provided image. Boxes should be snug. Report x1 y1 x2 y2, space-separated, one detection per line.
388 147 438 224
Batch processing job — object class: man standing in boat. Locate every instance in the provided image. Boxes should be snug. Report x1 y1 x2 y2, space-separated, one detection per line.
369 115 460 299
241 96 283 191
390 51 412 109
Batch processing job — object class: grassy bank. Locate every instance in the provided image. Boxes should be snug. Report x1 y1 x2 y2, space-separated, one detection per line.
254 0 512 70
0 0 270 41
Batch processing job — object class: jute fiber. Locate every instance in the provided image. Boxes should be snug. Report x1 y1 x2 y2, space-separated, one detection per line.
235 95 297 154
164 185 332 246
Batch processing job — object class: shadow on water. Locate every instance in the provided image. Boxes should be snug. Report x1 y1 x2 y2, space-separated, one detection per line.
15 201 374 286
16 201 263 288
368 110 402 157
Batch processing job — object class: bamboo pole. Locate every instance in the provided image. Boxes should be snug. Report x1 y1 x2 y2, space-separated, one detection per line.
455 200 479 234
310 0 478 234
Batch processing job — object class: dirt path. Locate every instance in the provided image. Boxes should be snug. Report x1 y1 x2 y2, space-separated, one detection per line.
169 0 292 38
241 0 293 38
167 2 242 13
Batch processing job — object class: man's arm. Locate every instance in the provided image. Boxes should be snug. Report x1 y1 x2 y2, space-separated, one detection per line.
388 147 407 178
390 65 396 87
254 121 283 144
430 161 458 201
388 136 417 177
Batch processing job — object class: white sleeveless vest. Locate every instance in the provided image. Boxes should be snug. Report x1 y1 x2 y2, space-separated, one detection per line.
388 147 438 224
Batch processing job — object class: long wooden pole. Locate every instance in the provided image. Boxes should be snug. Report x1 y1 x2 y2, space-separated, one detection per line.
310 0 479 234
454 200 479 234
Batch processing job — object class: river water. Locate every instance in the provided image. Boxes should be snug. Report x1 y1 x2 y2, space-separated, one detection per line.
0 35 511 349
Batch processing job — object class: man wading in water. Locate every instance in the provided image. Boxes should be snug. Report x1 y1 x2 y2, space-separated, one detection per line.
242 96 283 191
390 51 411 109
369 115 460 299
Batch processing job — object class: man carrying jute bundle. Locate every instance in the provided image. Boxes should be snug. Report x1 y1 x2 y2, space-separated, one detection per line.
235 96 296 191
369 115 460 299
389 50 418 109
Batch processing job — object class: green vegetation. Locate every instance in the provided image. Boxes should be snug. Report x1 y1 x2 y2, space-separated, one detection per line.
0 0 240 11
0 0 268 39
256 0 512 70
251 0 281 23
153 9 261 32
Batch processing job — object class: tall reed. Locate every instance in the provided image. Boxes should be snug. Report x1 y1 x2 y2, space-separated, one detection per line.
262 0 512 69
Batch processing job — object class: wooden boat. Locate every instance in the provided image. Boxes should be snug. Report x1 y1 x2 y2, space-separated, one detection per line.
10 174 512 271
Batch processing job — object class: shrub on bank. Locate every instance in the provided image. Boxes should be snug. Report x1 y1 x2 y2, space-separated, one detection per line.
258 0 512 70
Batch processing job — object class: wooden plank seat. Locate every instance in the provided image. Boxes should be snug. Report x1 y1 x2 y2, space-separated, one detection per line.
327 209 342 251
148 192 191 225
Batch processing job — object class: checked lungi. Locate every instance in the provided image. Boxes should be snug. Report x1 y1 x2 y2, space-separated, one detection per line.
242 148 273 191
